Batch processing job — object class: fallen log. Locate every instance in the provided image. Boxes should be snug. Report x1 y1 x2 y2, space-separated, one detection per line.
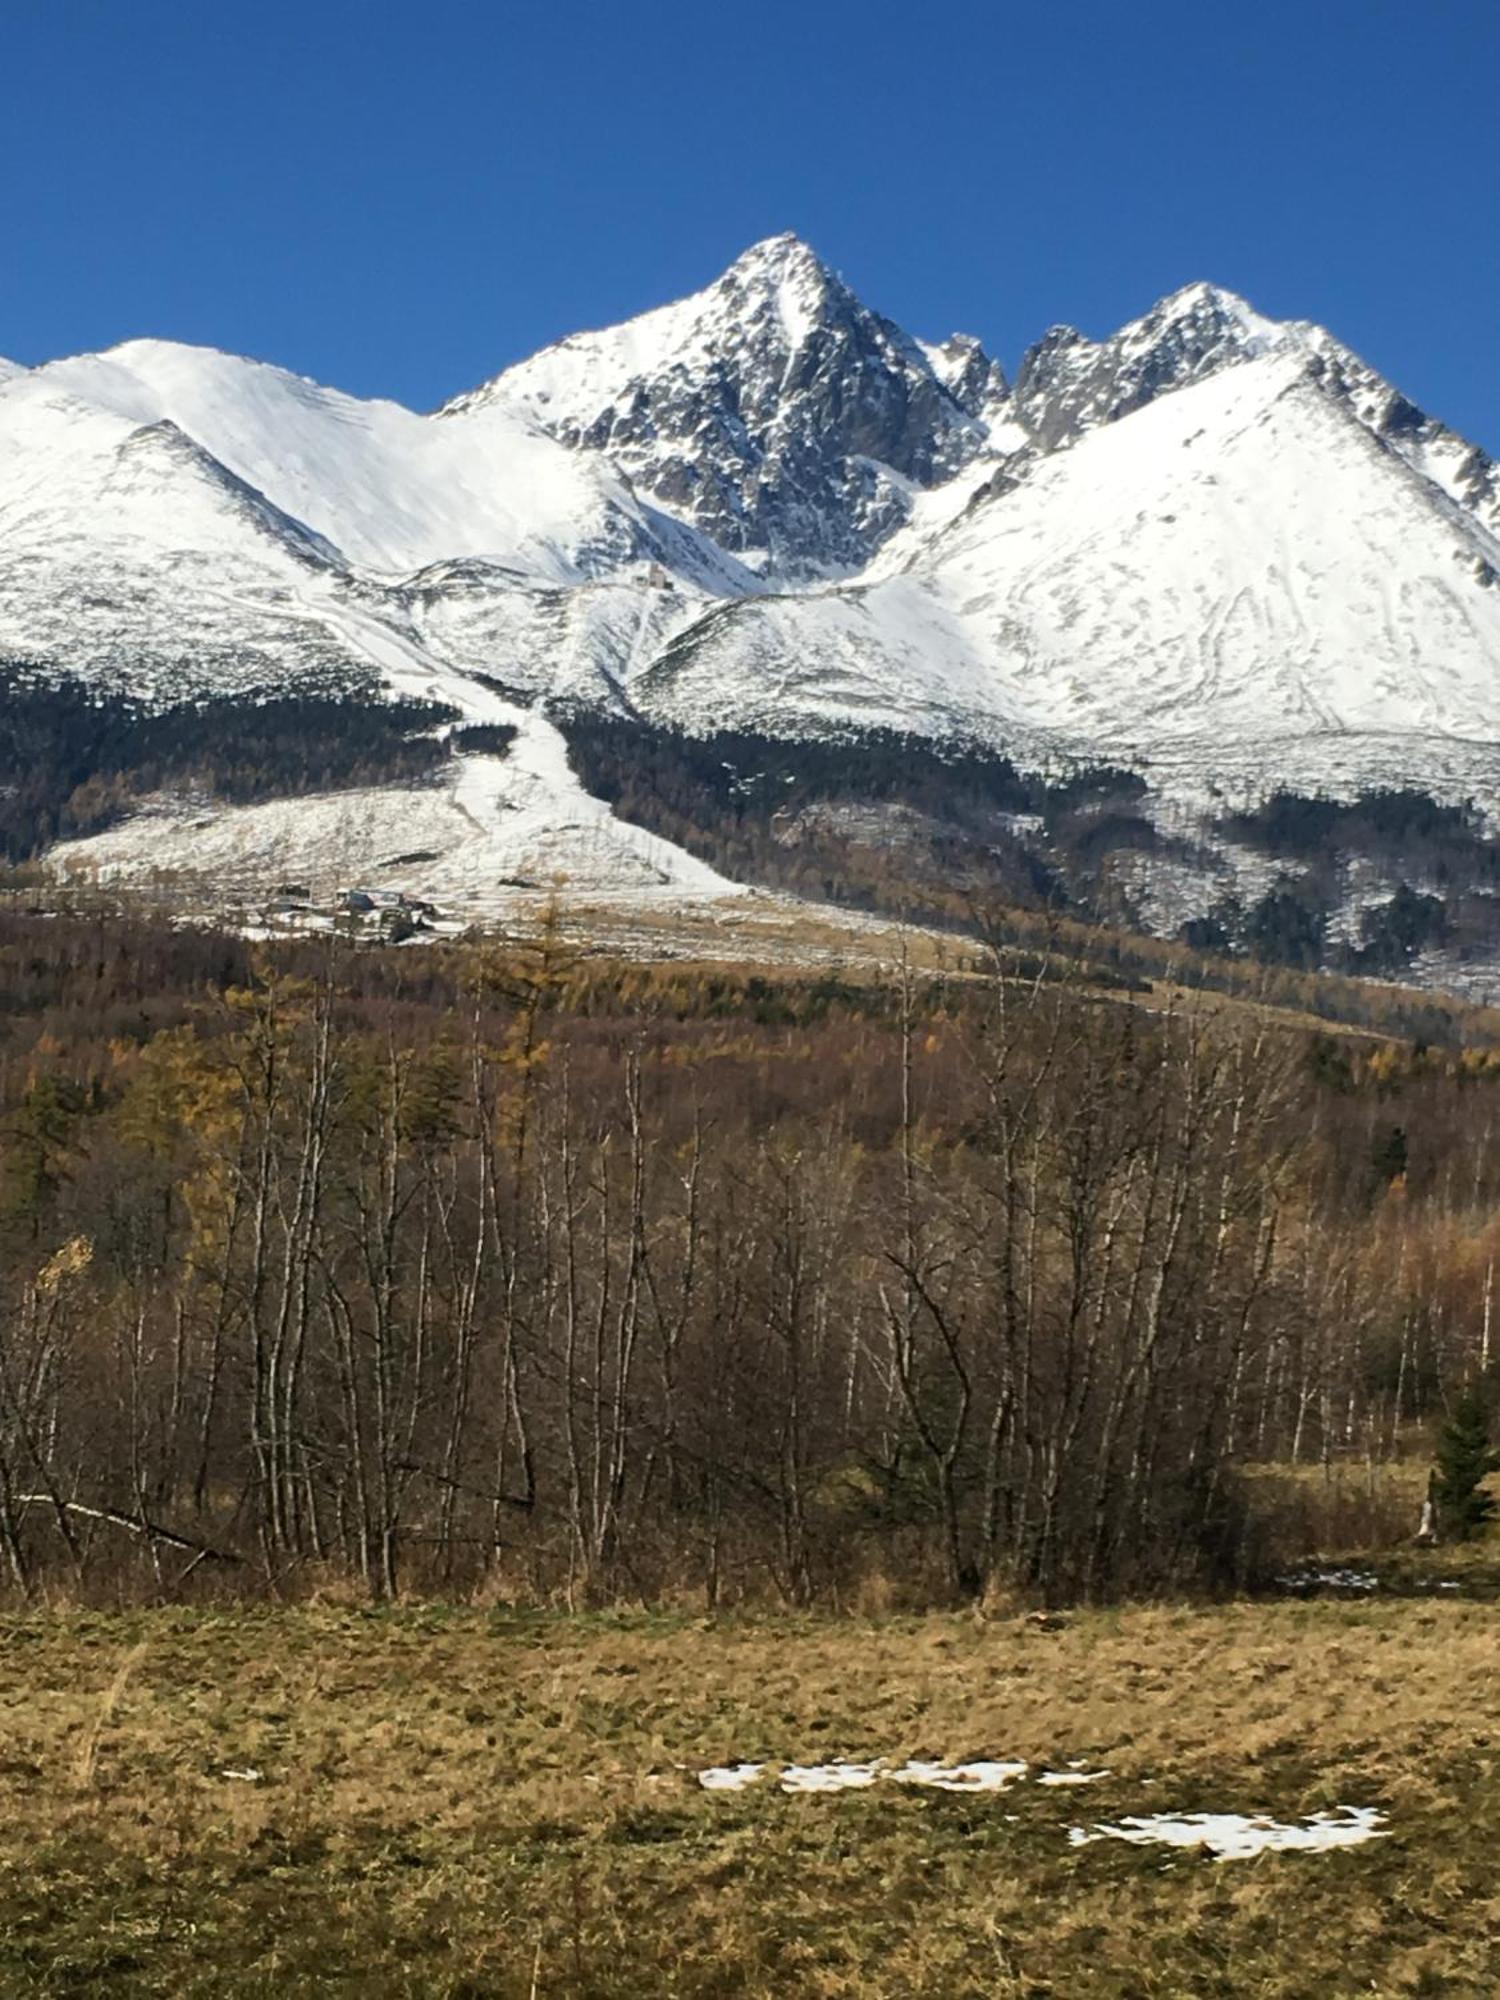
12 1497 245 1564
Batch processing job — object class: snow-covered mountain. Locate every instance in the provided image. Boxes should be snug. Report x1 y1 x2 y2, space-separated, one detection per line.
9 242 1493 722
1011 281 1500 544
6 338 759 582
6 236 1500 977
643 346 1500 767
0 334 760 707
449 233 1001 578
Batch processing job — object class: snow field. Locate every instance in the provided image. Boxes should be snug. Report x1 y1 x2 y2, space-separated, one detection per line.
46 576 737 914
1069 1806 1387 1862
697 1758 1387 1864
697 1757 1100 1795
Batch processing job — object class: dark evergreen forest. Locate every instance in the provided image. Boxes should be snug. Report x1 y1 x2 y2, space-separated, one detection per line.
0 668 457 861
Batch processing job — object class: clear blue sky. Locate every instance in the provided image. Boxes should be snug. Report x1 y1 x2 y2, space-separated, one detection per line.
6 0 1497 447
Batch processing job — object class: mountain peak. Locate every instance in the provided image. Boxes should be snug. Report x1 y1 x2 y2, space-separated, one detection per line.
1125 281 1281 364
102 335 235 365
920 332 1010 418
712 232 843 351
1026 323 1091 359
1014 282 1284 447
1152 279 1263 323
107 417 344 569
459 233 989 577
724 230 829 279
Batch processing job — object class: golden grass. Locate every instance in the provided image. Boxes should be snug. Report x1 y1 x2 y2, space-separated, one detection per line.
69 1640 146 1793
535 895 1405 1052
0 1598 1494 1995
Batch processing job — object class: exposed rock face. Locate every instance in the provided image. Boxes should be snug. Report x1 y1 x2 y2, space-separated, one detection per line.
1012 283 1282 448
450 233 998 578
1007 281 1500 542
919 331 1011 421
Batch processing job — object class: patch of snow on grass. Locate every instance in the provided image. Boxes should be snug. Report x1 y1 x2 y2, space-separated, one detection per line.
779 1761 885 1793
1275 1568 1379 1593
695 1755 1036 1794
889 1759 1029 1792
1069 1806 1386 1862
695 1754 1119 1798
697 1763 764 1792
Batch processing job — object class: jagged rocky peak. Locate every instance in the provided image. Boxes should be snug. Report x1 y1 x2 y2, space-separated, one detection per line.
453 232 993 578
1013 280 1282 448
919 331 1009 419
713 228 839 320
1003 282 1499 542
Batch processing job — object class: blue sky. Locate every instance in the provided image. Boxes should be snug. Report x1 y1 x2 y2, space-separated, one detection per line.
6 0 1497 446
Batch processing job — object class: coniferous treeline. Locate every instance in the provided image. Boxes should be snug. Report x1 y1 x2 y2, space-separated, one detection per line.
449 722 519 758
559 710 1164 922
1 912 1498 1608
0 668 458 860
9 672 1498 985
560 714 1500 979
1220 787 1489 866
1207 786 1500 974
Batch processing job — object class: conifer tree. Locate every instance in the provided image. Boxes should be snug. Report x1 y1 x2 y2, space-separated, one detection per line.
1432 1385 1500 1541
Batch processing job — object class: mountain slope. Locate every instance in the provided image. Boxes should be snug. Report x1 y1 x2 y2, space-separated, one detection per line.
923 352 1500 749
1012 282 1500 545
637 349 1500 777
47 698 738 919
8 342 750 587
0 341 757 706
453 233 1000 577
0 387 373 700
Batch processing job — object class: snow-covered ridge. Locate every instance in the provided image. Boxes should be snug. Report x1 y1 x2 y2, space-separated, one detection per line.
641 348 1500 758
3 338 750 586
7 236 1500 970
448 232 999 577
1009 281 1499 543
1013 281 1283 447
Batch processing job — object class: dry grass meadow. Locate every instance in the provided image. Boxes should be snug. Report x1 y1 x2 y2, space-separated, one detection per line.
2 1582 1498 1997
